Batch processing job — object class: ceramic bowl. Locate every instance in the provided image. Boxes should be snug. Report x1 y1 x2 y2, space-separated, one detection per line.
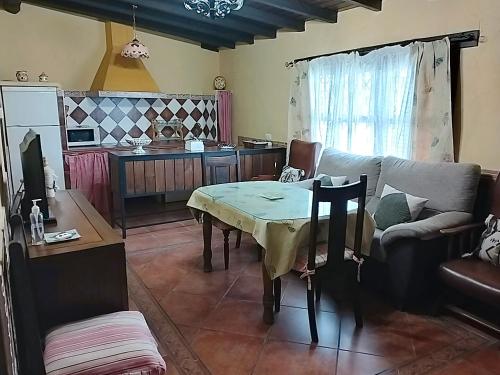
126 138 152 154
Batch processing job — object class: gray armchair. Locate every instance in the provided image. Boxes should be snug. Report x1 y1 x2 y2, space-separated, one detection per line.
365 156 481 309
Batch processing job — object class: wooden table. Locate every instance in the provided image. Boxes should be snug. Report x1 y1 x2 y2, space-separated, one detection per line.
187 182 375 324
28 190 127 332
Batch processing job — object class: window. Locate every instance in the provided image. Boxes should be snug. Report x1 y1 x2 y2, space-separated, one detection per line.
309 45 417 159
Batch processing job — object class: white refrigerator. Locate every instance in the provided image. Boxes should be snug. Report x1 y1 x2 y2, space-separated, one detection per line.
1 85 65 197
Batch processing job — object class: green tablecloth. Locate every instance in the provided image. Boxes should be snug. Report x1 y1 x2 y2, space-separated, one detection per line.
187 181 375 279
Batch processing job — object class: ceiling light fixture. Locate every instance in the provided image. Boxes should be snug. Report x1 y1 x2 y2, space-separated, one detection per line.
121 4 150 59
184 0 244 19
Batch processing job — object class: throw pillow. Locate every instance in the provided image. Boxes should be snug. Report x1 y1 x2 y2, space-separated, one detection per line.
316 174 347 187
279 165 305 183
292 175 347 190
475 214 500 266
374 185 428 231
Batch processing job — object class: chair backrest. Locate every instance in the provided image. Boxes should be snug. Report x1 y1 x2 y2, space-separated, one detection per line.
202 152 241 186
491 173 500 217
288 140 322 180
7 215 46 375
308 175 368 271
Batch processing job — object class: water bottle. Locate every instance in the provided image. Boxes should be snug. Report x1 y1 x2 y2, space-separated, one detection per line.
30 199 45 245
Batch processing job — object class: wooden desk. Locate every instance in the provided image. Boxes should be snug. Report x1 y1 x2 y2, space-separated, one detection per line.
28 190 127 332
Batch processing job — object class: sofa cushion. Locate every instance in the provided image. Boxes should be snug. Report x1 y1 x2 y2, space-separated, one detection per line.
439 259 500 309
43 311 166 375
315 149 382 200
369 156 481 215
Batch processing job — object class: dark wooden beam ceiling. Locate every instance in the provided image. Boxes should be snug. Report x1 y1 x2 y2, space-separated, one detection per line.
30 0 237 49
250 0 338 22
24 0 383 51
114 0 279 38
345 0 382 11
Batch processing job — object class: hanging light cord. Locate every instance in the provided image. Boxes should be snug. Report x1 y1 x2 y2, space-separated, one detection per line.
132 4 138 39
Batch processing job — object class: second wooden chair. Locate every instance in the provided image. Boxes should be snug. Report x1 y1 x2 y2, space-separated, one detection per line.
301 175 368 342
202 152 243 269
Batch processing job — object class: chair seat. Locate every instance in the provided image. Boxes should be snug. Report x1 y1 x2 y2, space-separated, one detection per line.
439 258 500 309
43 311 166 375
293 243 358 272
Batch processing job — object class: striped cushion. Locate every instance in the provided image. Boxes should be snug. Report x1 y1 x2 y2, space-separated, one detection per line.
293 243 357 271
43 311 166 375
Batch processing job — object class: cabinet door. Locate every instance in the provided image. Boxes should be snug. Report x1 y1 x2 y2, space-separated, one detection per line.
2 86 59 126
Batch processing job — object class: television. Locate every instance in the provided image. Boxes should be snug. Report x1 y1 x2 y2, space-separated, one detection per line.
19 130 52 222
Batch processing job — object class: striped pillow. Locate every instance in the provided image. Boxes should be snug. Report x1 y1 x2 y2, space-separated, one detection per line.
43 311 166 375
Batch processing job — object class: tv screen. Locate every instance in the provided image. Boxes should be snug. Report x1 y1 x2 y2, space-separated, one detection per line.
19 129 49 221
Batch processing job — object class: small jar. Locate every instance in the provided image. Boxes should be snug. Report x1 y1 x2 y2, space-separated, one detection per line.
16 70 28 82
39 72 49 82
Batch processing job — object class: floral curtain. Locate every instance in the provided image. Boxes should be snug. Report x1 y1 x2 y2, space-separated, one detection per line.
412 38 454 162
287 61 312 144
289 38 453 162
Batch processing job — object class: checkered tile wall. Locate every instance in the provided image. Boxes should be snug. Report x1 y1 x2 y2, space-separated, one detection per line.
64 93 218 144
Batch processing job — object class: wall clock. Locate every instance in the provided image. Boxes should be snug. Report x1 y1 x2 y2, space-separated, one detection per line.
214 76 227 90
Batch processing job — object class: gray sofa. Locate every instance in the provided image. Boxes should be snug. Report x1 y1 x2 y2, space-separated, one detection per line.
312 149 482 308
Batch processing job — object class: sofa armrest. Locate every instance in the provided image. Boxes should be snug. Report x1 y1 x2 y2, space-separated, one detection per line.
381 211 473 247
440 222 484 236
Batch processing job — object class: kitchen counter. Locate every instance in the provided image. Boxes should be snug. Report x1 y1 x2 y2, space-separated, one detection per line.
64 140 284 156
107 142 287 238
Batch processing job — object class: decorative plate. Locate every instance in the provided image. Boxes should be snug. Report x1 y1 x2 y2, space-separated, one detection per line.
214 75 227 90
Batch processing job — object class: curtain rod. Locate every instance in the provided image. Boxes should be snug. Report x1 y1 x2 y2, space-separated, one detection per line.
285 30 480 68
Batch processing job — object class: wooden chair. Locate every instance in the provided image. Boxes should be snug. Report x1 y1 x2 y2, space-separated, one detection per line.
6 215 166 375
252 139 322 181
202 152 243 269
302 175 368 342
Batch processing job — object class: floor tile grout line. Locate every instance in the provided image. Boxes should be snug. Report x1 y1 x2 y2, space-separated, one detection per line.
334 311 342 375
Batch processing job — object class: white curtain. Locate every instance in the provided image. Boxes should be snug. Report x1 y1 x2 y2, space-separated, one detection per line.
309 45 418 159
287 61 312 144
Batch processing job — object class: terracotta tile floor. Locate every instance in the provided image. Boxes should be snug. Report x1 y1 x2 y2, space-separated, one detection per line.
125 220 499 375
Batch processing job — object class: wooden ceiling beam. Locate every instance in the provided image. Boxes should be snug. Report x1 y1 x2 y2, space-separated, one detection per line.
249 0 337 22
345 0 382 11
228 4 305 30
115 0 278 38
29 0 235 49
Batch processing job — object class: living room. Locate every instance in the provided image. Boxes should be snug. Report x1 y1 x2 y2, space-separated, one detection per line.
0 1 499 374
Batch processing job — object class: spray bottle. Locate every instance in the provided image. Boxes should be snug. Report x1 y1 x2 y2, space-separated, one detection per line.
30 199 45 245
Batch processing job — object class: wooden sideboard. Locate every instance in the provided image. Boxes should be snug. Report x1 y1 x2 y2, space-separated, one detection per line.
28 190 127 332
109 145 286 238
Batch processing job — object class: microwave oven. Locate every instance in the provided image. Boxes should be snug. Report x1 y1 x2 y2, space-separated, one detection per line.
66 126 100 147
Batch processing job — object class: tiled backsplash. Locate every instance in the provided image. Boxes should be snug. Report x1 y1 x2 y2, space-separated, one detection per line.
64 91 218 144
